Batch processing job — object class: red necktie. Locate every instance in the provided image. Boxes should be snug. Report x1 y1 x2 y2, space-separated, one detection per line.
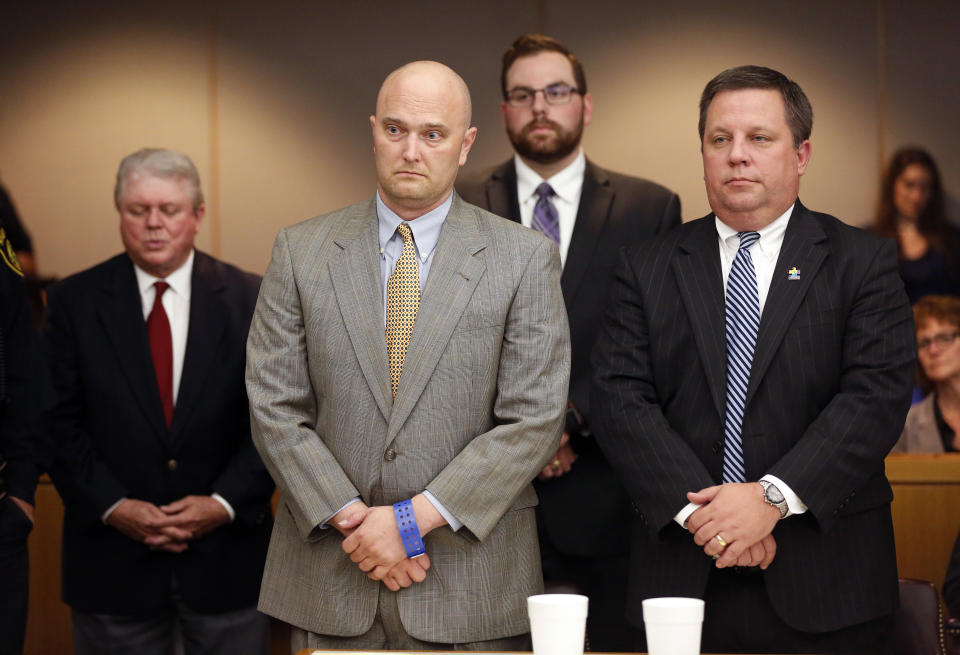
147 281 174 427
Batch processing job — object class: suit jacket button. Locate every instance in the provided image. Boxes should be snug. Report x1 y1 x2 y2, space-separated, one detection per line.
384 449 397 462
712 441 722 454
167 459 178 471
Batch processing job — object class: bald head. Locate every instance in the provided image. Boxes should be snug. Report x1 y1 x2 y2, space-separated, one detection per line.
376 60 473 131
370 60 478 220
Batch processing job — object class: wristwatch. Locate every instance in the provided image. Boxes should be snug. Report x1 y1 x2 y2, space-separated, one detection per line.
759 480 788 519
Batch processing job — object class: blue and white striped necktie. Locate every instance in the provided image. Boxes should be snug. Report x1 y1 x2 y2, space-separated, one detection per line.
723 231 760 484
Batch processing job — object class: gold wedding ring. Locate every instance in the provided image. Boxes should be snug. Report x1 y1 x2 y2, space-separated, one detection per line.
550 459 561 472
715 534 728 549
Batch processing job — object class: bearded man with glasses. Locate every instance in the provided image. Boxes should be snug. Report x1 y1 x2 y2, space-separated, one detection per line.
458 33 681 651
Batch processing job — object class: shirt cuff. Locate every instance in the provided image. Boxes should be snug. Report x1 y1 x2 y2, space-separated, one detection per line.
761 474 807 517
674 502 701 529
422 490 462 531
211 493 235 522
101 497 126 524
320 497 363 530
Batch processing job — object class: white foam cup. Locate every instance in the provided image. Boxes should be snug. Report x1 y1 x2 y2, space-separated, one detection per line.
641 597 705 655
527 594 589 655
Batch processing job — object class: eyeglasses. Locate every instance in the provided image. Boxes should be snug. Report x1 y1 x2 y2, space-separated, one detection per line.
917 331 960 351
505 84 581 107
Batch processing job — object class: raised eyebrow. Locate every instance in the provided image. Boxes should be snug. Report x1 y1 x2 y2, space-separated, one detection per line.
381 116 408 128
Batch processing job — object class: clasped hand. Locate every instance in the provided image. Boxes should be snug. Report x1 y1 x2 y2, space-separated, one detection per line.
106 495 230 553
684 482 780 569
336 500 433 592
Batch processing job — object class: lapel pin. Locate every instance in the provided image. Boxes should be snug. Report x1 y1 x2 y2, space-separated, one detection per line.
787 267 800 280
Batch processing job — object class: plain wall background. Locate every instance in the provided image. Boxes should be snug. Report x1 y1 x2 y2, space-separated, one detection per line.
1 0 958 278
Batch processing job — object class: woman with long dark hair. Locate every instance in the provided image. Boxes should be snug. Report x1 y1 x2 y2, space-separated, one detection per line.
874 147 960 303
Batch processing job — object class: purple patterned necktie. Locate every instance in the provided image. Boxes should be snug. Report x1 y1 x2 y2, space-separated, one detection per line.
532 182 560 246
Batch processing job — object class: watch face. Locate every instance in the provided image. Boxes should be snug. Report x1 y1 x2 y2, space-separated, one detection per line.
766 485 785 504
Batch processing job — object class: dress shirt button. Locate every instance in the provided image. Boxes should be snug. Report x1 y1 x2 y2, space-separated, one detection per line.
167 459 178 471
384 449 397 462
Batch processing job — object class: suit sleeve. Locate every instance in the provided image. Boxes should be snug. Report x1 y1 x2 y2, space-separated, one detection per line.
766 238 915 530
42 283 129 524
0 262 46 504
246 230 360 541
424 237 570 540
209 273 275 524
591 247 716 531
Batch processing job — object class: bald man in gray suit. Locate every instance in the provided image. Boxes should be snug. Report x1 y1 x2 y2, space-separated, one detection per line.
246 61 570 652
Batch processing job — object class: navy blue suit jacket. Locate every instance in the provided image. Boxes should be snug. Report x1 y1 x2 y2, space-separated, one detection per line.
458 159 681 557
44 250 274 614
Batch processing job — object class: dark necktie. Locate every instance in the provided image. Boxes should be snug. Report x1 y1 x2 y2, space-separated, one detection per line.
723 231 760 483
532 182 560 246
147 281 174 427
385 224 420 398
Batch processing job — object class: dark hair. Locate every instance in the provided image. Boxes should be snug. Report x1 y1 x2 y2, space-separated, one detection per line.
501 34 587 99
698 65 813 149
912 295 960 392
874 147 951 255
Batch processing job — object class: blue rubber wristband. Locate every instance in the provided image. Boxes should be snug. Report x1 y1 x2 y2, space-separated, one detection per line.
393 499 426 558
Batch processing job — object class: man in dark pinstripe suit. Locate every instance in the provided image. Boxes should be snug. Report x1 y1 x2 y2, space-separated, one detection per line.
592 65 915 652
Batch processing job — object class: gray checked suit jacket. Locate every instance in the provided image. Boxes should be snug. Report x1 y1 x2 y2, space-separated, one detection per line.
246 194 570 642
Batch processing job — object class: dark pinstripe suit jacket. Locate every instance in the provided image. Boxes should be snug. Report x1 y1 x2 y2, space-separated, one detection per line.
591 201 915 632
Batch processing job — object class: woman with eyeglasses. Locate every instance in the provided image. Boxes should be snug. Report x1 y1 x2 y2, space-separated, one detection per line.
873 147 960 304
894 295 960 452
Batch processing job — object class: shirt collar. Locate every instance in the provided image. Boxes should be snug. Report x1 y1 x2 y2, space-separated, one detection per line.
514 149 586 205
376 191 452 262
133 249 194 299
715 202 794 260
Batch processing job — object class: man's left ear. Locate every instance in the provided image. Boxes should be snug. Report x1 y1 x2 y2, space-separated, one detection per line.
194 203 206 221
582 92 594 127
796 140 812 176
459 126 478 166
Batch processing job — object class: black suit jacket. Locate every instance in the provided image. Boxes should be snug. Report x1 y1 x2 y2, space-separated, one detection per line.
458 159 681 557
43 250 274 614
591 202 915 632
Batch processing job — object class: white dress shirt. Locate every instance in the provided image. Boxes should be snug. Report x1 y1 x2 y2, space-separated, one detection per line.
103 251 235 522
514 150 586 268
134 252 193 403
674 203 808 529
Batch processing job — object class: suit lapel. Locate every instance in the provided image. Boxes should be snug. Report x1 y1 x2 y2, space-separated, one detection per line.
561 160 613 304
745 202 828 406
96 256 168 440
386 196 486 443
485 161 521 223
328 199 393 422
169 252 227 447
674 217 727 421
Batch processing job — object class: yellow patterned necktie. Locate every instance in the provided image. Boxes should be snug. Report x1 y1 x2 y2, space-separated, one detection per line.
386 223 420 398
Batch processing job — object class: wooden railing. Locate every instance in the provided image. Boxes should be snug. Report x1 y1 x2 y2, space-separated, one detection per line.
887 453 960 593
24 456 960 653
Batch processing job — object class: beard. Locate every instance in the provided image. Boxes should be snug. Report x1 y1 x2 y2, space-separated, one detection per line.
507 114 584 165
